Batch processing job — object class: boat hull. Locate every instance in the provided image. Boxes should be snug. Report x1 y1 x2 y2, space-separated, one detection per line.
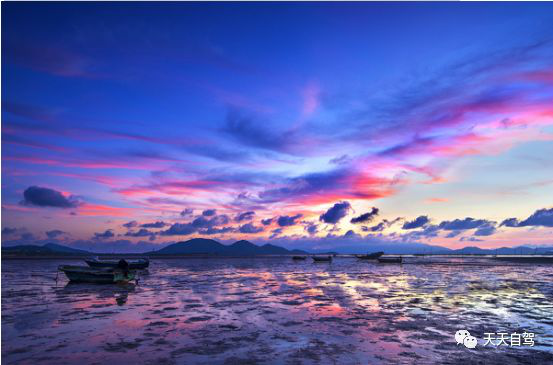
59 265 136 284
356 251 384 260
312 256 332 262
85 259 149 270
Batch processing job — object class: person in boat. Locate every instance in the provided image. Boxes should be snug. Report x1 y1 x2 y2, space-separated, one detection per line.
117 259 130 276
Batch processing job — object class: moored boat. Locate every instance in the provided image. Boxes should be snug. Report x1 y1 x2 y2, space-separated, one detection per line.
292 256 307 260
58 265 136 284
378 256 403 264
85 257 150 270
356 251 384 260
312 256 332 262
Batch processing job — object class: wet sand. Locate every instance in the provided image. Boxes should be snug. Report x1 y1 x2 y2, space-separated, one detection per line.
2 257 553 364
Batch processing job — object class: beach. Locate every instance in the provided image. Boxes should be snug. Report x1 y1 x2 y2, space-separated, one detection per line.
2 257 553 364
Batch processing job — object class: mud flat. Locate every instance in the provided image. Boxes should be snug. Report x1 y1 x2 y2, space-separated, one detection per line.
2 257 553 364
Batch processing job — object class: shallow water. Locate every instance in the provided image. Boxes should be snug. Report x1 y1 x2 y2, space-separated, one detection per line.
2 257 553 364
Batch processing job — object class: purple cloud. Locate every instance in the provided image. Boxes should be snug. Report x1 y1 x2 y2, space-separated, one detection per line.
22 186 80 208
320 201 352 224
350 207 379 224
277 214 303 227
239 223 264 234
402 216 430 229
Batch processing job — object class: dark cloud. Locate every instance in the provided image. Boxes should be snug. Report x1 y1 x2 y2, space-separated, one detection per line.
498 208 553 228
277 214 303 227
192 214 230 228
402 215 429 229
269 228 283 239
140 221 167 228
304 222 319 236
125 228 155 237
46 229 65 239
438 217 492 231
418 225 440 238
474 224 496 236
500 218 519 227
93 230 114 240
161 213 230 236
320 201 351 224
368 222 385 232
350 207 379 224
235 211 255 222
202 209 216 217
199 226 235 235
344 230 360 239
2 227 18 236
261 218 273 226
21 186 79 208
368 218 402 232
180 208 194 217
160 223 197 236
239 223 264 234
518 207 553 227
445 230 462 238
123 221 138 228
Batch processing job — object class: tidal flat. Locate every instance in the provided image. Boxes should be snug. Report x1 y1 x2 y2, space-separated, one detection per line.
2 257 553 364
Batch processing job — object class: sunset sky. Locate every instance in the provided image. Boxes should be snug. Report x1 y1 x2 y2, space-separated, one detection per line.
2 3 553 252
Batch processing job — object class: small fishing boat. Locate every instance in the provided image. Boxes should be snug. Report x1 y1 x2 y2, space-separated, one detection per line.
85 257 149 269
356 251 384 260
292 256 307 260
378 256 403 264
312 256 332 262
58 265 136 284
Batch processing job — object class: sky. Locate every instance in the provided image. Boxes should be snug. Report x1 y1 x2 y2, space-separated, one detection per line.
2 2 553 252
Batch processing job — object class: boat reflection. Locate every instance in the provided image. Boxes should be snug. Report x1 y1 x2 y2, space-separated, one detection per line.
56 282 136 306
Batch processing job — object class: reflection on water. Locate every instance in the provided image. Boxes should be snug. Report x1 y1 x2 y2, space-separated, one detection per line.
2 258 553 364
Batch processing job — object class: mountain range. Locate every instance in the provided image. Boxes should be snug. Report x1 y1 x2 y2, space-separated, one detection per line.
149 239 309 256
2 238 552 256
2 243 91 255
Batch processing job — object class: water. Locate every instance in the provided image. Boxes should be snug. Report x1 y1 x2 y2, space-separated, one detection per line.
2 257 553 364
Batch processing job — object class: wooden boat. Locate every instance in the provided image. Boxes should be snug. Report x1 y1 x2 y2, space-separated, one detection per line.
356 251 384 260
292 256 307 260
378 256 403 264
58 265 136 284
312 256 332 262
85 257 149 270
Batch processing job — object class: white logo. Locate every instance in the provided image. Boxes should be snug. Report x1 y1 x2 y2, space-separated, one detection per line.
455 330 477 348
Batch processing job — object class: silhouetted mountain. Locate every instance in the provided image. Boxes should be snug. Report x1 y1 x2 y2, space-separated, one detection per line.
151 238 309 256
43 243 90 254
229 240 260 255
153 238 226 255
2 243 91 255
448 245 553 255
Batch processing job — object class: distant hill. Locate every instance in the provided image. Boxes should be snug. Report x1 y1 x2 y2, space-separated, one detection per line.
2 243 91 256
151 238 309 256
43 243 91 254
448 245 553 255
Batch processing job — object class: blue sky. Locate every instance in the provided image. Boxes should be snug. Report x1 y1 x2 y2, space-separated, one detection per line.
2 2 553 252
